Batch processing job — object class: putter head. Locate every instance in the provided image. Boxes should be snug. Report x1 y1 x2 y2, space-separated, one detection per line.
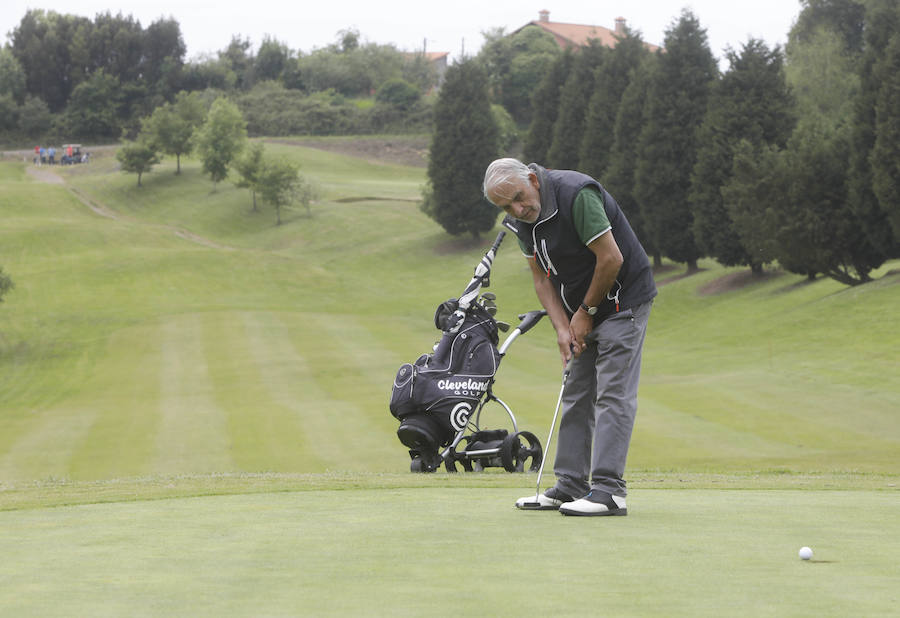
516 494 559 511
516 501 545 510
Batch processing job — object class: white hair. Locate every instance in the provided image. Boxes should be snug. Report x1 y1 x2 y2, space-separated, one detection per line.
482 158 531 204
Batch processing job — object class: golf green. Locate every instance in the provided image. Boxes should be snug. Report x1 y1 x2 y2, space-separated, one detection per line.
1 487 897 616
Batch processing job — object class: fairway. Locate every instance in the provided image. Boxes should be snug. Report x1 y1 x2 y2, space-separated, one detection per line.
1 140 898 615
1 484 898 616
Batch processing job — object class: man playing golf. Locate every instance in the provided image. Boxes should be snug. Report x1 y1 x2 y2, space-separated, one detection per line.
483 158 656 516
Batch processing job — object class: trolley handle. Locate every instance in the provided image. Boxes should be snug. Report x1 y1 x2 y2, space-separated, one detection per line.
516 310 546 335
489 230 506 255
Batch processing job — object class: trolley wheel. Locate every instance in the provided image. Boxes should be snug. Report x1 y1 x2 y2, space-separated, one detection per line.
500 431 543 472
410 456 438 473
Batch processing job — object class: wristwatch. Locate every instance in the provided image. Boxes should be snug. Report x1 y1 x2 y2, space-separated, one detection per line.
580 302 598 316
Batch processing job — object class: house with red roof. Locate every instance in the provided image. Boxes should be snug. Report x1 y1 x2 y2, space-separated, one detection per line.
514 10 660 52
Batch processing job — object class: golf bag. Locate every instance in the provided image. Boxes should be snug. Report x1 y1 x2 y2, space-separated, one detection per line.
389 231 544 473
390 300 500 459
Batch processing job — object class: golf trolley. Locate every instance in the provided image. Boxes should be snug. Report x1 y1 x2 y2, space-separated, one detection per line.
389 231 546 473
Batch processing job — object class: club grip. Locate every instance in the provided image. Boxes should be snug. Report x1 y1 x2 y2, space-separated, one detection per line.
490 230 506 254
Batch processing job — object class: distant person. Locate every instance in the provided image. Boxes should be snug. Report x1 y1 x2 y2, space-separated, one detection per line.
34 145 40 164
48 146 55 165
39 147 46 165
482 158 656 516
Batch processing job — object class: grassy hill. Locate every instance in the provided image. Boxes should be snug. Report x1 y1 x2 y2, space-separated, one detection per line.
1 141 898 485
1 141 898 617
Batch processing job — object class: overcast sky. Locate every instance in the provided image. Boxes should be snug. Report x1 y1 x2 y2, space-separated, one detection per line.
3 1 804 64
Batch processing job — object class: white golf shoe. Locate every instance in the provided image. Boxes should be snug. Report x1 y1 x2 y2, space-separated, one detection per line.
559 491 627 516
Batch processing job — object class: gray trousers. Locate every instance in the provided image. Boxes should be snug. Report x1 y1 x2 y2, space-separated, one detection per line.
553 300 652 499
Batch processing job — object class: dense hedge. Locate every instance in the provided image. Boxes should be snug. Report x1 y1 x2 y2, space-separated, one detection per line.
234 83 432 137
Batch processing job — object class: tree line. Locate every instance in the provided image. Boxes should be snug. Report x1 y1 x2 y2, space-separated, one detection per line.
424 0 900 286
0 10 439 143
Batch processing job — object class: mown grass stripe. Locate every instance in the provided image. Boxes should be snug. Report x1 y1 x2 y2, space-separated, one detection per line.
154 314 233 475
200 311 322 471
63 322 164 480
0 406 97 481
238 311 340 469
298 312 407 467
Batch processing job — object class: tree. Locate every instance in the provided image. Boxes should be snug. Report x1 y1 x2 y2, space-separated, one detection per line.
255 36 293 84
16 95 52 138
689 39 795 273
478 25 560 125
233 141 265 211
546 41 607 169
8 10 184 120
297 31 406 97
63 69 124 139
0 95 18 134
790 0 866 53
579 28 649 179
10 10 88 112
523 50 573 165
193 98 247 187
257 155 304 225
375 78 420 110
142 91 206 174
777 118 879 285
772 3 889 285
219 35 254 90
181 53 237 92
87 12 144 84
870 27 900 239
142 17 187 99
721 141 786 272
634 10 718 271
848 0 900 256
116 139 160 187
491 104 518 153
338 28 360 53
0 48 27 105
785 24 859 123
0 267 13 304
605 55 658 263
423 59 499 238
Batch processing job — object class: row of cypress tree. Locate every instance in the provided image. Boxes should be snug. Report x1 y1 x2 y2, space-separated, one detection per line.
425 2 899 286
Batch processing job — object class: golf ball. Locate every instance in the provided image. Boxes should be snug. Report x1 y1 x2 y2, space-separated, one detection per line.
799 546 813 560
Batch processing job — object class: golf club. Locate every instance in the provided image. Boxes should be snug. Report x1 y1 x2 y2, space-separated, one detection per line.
517 353 573 509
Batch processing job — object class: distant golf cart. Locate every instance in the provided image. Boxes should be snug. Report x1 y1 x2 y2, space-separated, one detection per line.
61 144 88 164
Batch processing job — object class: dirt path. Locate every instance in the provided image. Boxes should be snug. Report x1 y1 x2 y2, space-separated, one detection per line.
25 165 65 185
65 185 121 221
